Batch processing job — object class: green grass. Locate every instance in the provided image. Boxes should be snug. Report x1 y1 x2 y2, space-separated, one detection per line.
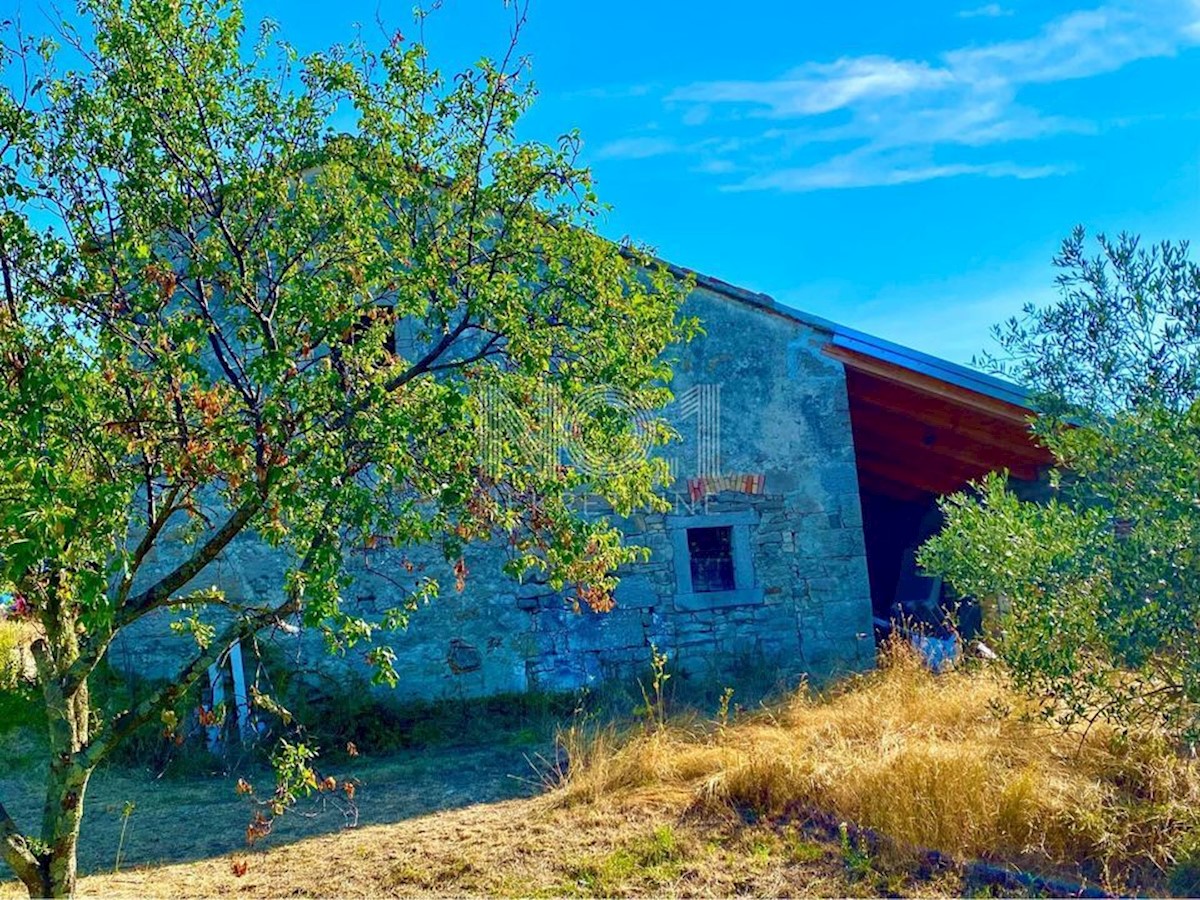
782 827 827 864
564 825 686 897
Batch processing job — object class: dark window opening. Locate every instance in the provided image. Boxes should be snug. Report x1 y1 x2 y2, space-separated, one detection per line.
688 526 735 593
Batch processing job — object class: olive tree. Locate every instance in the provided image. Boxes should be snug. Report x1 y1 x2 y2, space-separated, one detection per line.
0 1 690 895
920 228 1200 743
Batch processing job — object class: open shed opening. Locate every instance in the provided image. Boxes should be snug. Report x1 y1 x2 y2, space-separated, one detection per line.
826 340 1053 636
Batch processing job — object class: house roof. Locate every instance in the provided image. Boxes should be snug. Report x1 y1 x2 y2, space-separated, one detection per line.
665 260 1034 413
664 259 1051 501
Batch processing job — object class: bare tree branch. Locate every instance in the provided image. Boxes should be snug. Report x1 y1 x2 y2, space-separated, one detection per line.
115 492 266 625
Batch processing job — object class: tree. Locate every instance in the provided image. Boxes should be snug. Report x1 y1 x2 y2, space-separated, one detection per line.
920 228 1200 744
0 1 691 895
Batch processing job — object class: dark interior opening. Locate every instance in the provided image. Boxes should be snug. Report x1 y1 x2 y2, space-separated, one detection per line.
859 490 932 620
837 356 1053 644
859 489 990 639
687 526 735 593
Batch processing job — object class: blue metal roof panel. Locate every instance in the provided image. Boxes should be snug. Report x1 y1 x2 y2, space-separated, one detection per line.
827 326 1034 410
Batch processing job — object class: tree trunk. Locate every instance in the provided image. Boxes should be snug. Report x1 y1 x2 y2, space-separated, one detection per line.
13 629 96 899
4 747 92 899
30 758 92 898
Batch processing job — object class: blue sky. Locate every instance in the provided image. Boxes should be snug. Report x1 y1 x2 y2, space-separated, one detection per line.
36 0 1200 362
390 0 1200 363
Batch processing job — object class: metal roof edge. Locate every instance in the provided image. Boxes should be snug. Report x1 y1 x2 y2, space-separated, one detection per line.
657 258 1034 412
828 328 1033 410
653 258 841 335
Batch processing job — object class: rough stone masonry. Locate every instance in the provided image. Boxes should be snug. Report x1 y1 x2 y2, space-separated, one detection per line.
110 279 877 701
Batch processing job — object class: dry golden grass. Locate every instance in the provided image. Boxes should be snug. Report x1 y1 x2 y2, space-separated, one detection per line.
5 647 1198 897
0 702 976 900
1 795 975 899
554 645 1200 891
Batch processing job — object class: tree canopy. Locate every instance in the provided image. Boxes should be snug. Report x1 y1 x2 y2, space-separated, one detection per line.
921 229 1200 744
0 1 692 895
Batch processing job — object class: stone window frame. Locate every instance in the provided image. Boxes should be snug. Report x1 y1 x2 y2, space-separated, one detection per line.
667 510 764 610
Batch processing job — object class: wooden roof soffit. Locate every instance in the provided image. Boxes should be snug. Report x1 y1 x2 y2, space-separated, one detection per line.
824 344 1034 426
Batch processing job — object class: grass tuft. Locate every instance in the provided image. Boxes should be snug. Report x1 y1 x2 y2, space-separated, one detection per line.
563 825 687 897
553 642 1200 891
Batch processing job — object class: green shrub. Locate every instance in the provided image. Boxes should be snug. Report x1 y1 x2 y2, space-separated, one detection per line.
920 230 1200 743
249 638 580 759
282 673 578 758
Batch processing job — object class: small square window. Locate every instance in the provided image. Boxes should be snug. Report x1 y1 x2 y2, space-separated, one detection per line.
668 512 763 610
687 526 735 593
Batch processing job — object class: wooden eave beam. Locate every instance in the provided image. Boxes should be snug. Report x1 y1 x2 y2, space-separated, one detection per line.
827 344 1034 426
855 450 975 497
846 375 1051 466
849 408 1043 482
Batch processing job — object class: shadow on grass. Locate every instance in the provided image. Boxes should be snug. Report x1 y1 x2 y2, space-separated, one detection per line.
0 705 554 883
1 724 554 880
0 647 791 883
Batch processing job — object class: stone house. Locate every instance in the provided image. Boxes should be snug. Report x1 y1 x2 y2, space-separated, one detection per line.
111 264 1050 706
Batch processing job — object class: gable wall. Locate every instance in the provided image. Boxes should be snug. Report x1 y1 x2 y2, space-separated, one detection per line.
110 286 875 701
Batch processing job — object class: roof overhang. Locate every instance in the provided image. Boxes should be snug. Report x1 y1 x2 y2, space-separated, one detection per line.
827 342 1051 502
652 256 1051 502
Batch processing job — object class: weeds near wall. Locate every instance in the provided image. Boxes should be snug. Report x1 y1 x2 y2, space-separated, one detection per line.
715 687 735 729
636 644 672 730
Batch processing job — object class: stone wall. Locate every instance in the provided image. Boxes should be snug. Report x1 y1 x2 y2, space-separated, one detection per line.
110 285 876 701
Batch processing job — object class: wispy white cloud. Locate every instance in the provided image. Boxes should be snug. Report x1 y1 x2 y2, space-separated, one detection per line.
673 4 1198 119
592 136 679 160
758 96 1095 153
604 1 1200 191
726 154 1067 193
692 158 738 175
958 3 1014 18
1186 0 1200 38
669 56 951 118
944 5 1192 84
